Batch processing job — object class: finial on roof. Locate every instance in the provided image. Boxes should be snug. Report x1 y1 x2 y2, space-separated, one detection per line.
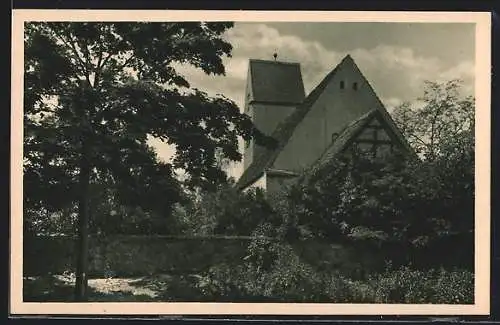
273 52 278 61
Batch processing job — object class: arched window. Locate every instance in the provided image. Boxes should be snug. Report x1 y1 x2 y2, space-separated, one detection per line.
340 81 345 89
353 82 358 90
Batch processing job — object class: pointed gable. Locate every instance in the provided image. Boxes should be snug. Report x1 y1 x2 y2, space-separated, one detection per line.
308 109 415 176
236 54 413 191
248 59 305 104
271 54 389 172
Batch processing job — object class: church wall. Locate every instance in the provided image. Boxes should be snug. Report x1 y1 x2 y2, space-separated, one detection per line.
243 172 267 192
243 104 253 170
242 66 254 170
272 59 385 172
245 103 296 170
266 175 298 196
243 138 253 171
253 103 297 136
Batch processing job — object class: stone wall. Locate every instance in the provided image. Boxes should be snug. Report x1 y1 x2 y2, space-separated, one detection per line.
23 235 384 278
23 235 249 277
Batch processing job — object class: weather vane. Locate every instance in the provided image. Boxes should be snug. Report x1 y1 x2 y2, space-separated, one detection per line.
273 52 278 61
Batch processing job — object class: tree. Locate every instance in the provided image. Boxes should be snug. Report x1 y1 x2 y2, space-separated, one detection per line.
24 22 272 300
392 79 474 161
276 79 475 269
174 181 276 236
392 79 474 259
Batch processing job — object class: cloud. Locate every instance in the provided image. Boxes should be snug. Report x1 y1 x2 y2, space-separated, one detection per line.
381 97 404 113
149 23 476 180
226 23 343 93
438 60 475 96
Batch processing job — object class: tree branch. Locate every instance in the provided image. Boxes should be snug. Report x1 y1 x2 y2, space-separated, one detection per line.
117 54 137 72
57 28 92 87
98 52 114 71
97 50 137 85
94 47 104 89
65 33 93 87
52 29 86 70
408 133 428 148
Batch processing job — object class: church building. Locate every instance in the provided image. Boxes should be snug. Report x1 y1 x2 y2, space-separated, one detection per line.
236 54 413 194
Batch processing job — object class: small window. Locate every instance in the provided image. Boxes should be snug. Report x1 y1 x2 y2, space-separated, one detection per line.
340 81 345 89
353 82 358 90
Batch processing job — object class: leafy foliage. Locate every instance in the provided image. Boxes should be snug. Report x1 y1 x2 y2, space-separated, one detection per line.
194 238 474 303
24 22 276 299
276 147 473 268
24 22 277 232
262 79 475 268
175 182 276 236
24 22 271 210
392 79 474 161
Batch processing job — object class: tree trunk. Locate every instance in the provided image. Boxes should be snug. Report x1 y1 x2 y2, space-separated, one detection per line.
75 152 91 301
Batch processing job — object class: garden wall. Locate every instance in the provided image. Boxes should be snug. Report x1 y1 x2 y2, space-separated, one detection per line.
23 235 383 278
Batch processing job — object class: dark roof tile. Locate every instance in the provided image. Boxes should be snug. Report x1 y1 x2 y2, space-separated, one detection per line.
249 59 305 104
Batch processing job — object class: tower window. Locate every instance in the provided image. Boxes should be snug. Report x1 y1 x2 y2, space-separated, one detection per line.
340 81 345 89
353 82 358 90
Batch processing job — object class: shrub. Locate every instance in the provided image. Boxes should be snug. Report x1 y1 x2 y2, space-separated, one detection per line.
175 185 276 236
367 266 474 304
194 235 474 304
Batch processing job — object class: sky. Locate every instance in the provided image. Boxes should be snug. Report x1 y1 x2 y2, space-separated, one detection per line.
149 22 476 179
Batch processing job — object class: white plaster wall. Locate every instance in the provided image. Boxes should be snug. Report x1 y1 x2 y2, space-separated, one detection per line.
243 102 295 170
244 173 267 192
272 59 386 172
266 175 298 195
253 103 296 136
246 103 296 169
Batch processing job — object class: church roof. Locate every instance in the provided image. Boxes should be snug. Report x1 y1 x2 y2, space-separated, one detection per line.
249 59 305 104
236 55 415 191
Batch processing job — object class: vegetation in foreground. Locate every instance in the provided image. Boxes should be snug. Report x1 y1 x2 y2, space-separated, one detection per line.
24 264 473 304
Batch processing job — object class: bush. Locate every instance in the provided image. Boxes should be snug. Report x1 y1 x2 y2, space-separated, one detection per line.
193 233 474 304
192 223 327 302
175 184 276 236
367 266 474 304
271 148 474 270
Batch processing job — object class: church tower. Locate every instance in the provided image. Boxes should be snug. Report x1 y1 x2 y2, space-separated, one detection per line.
243 58 306 170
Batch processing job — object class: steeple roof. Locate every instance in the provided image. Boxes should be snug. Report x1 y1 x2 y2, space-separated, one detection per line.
248 59 305 104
